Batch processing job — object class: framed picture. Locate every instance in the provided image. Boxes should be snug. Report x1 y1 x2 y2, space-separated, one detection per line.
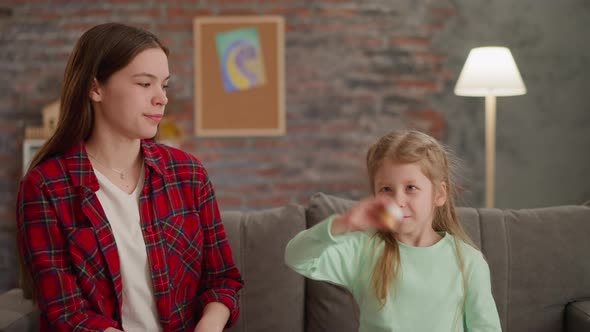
22 139 45 175
193 15 285 136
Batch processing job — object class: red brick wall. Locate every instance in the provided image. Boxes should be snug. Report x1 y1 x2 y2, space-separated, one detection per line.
0 0 454 216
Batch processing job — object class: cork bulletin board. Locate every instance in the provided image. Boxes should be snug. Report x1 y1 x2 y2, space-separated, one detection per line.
193 16 285 136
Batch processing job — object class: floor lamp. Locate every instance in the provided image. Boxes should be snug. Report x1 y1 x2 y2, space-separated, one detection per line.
454 47 526 208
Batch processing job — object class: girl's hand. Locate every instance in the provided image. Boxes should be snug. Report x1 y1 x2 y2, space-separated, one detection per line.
331 195 402 236
105 328 123 332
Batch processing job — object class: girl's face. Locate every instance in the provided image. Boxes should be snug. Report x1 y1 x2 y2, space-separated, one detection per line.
89 47 170 141
373 159 447 240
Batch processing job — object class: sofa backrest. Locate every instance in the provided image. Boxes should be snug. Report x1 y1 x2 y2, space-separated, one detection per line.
8 193 588 331
304 192 590 332
481 205 590 332
222 204 307 332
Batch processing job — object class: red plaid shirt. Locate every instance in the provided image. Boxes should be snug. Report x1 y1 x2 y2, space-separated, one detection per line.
17 140 243 331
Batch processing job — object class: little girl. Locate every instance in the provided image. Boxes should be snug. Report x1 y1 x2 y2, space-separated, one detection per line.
285 130 501 331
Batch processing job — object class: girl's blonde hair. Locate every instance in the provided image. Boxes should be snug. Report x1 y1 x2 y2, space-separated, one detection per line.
365 130 475 310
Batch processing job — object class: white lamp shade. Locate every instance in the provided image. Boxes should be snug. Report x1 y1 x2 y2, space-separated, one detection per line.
454 47 526 97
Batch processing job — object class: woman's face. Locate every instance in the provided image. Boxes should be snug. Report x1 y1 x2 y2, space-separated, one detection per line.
89 47 170 141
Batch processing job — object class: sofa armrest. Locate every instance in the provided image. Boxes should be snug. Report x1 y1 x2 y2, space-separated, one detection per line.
566 300 590 332
0 288 38 332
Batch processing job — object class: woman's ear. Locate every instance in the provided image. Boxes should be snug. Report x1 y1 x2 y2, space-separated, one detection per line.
88 78 102 102
434 181 448 207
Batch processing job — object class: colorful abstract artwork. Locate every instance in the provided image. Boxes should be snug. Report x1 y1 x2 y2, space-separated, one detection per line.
193 15 284 136
215 28 266 93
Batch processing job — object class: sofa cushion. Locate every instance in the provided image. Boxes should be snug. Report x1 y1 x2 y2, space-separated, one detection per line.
222 204 306 332
305 192 359 332
498 205 590 332
0 288 38 332
566 300 590 332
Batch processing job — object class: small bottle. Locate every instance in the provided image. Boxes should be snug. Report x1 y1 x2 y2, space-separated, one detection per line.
382 203 403 230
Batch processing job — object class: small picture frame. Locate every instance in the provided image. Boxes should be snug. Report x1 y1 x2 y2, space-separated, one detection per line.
22 139 45 175
193 15 285 136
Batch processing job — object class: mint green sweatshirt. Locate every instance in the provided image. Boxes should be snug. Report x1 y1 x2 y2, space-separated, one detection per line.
285 216 502 332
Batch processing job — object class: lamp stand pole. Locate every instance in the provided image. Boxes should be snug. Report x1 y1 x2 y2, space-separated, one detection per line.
484 95 496 208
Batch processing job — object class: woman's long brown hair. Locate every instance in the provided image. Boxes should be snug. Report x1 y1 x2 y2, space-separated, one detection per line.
21 22 168 300
28 22 168 171
366 130 475 317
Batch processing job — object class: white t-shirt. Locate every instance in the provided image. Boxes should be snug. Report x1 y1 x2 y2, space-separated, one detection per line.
94 166 163 332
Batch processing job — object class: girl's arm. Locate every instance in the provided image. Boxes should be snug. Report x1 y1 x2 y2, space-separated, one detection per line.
285 195 395 289
284 215 365 290
464 254 503 332
17 173 120 331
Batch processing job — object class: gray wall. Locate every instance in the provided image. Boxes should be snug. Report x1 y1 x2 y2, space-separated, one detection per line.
435 0 590 208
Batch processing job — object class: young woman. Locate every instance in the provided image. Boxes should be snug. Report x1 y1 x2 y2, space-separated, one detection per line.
17 23 243 332
285 130 501 331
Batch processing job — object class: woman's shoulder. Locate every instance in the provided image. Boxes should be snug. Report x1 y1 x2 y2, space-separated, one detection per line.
22 154 68 187
146 141 202 167
146 141 210 178
150 141 198 162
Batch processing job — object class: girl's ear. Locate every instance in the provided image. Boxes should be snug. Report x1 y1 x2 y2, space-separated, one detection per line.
89 78 102 102
434 181 448 207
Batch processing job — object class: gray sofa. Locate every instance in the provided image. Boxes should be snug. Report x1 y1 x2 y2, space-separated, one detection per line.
2 192 589 331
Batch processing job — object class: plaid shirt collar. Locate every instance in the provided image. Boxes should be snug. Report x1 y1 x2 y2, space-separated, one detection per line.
64 139 166 191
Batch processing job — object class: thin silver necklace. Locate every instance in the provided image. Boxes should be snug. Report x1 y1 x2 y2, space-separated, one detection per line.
87 152 133 180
